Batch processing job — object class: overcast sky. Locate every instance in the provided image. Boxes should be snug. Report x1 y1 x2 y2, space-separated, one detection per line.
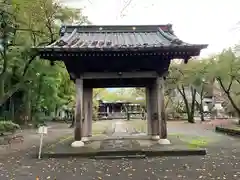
61 0 240 57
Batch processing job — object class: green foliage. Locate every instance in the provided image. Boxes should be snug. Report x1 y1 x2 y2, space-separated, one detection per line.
1 1 239 126
166 62 199 122
107 88 146 105
91 88 146 120
209 50 240 120
95 88 143 103
164 49 240 123
0 0 90 123
0 121 20 134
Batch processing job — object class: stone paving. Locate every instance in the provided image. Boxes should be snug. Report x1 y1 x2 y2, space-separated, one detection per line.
0 120 239 180
100 121 142 151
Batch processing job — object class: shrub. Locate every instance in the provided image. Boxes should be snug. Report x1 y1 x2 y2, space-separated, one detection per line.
0 123 5 135
0 121 20 134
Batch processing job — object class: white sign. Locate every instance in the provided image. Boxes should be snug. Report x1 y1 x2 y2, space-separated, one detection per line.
38 126 48 134
37 126 48 159
203 105 209 112
214 103 223 110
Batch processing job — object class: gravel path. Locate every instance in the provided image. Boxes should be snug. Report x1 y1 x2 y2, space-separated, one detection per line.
0 121 239 180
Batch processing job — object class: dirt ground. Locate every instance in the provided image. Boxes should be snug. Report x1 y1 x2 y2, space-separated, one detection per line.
0 120 239 180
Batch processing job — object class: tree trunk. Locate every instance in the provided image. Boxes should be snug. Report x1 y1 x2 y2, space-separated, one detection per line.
226 93 240 124
0 77 5 100
196 102 204 122
10 97 15 121
189 87 196 123
0 82 23 106
0 54 36 107
217 78 240 124
200 103 205 121
199 87 205 122
177 85 195 123
70 115 75 128
24 90 32 124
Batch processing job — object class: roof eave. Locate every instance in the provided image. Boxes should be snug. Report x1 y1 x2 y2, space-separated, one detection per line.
32 44 208 53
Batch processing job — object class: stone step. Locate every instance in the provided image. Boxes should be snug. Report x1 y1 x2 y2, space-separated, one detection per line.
93 154 146 159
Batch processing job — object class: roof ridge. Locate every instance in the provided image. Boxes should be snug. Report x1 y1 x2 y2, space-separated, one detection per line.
60 24 172 28
59 24 173 35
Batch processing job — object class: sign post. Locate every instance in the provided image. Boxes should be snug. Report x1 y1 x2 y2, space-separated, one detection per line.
38 126 48 159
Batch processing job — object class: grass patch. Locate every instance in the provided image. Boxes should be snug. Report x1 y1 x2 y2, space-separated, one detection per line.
187 138 209 148
47 135 73 149
178 136 210 148
231 126 240 131
169 133 210 148
169 133 184 137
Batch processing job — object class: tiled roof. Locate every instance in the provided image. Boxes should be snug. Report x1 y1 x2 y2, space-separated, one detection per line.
37 25 207 52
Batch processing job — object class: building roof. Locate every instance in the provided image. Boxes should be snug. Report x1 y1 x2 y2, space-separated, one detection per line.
35 24 207 53
99 100 131 104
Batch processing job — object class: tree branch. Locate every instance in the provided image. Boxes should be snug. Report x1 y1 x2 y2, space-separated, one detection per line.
227 76 234 92
0 47 7 77
216 76 233 94
177 85 184 96
42 2 55 43
0 82 23 106
119 0 133 17
236 78 240 85
16 28 45 35
22 54 37 77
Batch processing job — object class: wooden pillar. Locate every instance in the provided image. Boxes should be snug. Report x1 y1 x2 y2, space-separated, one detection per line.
156 77 163 137
158 78 167 139
106 105 109 115
151 82 159 138
147 76 168 142
156 76 169 144
126 104 130 121
88 88 93 137
83 87 92 138
74 78 83 141
146 86 153 135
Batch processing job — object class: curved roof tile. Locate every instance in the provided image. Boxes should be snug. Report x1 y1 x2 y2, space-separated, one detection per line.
37 25 207 52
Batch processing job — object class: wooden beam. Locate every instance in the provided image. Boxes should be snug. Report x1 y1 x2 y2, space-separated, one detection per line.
82 71 158 79
83 78 155 88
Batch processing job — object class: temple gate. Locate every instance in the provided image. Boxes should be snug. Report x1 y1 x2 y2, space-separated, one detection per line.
33 25 207 147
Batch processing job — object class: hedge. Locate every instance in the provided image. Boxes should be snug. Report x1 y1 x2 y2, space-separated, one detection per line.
0 121 20 135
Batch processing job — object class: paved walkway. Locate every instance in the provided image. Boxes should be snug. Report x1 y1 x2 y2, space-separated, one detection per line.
0 120 239 180
100 120 141 151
